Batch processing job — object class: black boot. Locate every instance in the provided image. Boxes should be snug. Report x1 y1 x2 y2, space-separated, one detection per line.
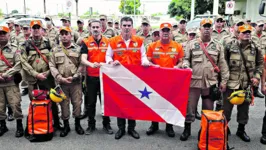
15 119 24 137
7 106 14 122
115 129 125 140
146 122 159 135
165 124 175 137
0 120 8 136
236 123 250 142
21 88 28 96
261 135 266 144
85 117 96 135
253 87 264 98
180 122 191 141
60 120 70 137
75 118 84 135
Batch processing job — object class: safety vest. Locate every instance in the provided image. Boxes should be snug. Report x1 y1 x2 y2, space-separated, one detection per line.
147 40 184 68
83 36 109 77
109 35 144 65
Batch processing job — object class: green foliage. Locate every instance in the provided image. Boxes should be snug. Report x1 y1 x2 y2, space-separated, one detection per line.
58 13 69 18
151 12 163 17
168 0 228 20
0 9 3 18
119 0 141 15
11 10 19 14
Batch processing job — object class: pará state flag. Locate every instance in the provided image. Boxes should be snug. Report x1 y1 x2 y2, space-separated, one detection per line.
100 65 192 127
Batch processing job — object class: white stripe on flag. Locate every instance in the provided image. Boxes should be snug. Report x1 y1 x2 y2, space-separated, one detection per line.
100 64 185 127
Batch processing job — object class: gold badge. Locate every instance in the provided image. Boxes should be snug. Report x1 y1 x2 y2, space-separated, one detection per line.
133 42 138 47
172 48 176 52
170 55 175 58
155 47 160 51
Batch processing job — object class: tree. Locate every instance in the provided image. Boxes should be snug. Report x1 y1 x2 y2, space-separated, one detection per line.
168 0 227 20
119 0 141 15
11 10 19 14
168 0 191 19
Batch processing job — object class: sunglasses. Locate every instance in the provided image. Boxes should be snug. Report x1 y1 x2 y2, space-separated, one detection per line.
60 32 69 36
180 21 186 24
122 24 132 27
216 20 223 23
242 31 251 34
259 25 264 28
0 32 7 35
237 22 244 26
162 28 170 32
32 26 40 29
91 26 100 29
23 28 29 30
100 19 105 21
173 25 178 28
142 23 149 27
189 33 196 36
203 24 212 28
15 25 20 27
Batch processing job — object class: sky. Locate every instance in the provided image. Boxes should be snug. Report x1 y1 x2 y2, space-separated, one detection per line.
1 0 171 16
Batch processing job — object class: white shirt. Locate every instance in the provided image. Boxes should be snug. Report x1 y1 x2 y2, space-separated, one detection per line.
105 39 149 65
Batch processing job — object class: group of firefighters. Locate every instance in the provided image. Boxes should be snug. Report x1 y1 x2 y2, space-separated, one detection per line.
0 13 266 146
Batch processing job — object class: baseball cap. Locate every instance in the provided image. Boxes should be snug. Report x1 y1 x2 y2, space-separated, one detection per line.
0 26 10 33
215 15 223 22
107 18 113 23
6 20 14 24
152 29 159 35
200 18 213 26
14 22 21 26
30 20 42 28
172 22 178 27
179 18 187 24
141 17 150 25
60 16 70 22
59 26 72 33
187 28 197 34
99 14 107 20
77 19 84 23
239 24 252 33
233 19 245 26
45 15 52 21
257 20 264 26
160 23 172 30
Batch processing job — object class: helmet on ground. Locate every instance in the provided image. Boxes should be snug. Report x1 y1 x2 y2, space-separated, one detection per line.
228 90 245 105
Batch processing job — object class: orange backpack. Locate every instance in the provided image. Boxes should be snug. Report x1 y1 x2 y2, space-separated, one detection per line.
27 99 54 142
198 110 227 150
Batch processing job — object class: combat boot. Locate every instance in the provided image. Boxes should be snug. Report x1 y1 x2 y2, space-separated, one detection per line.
15 119 24 137
165 124 175 137
236 123 250 142
0 120 8 136
180 122 191 141
75 118 84 135
60 120 70 137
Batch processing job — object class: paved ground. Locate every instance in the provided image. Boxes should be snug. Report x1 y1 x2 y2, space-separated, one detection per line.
0 94 266 150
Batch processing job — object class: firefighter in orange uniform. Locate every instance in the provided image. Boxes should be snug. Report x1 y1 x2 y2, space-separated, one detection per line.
146 23 184 137
106 16 150 140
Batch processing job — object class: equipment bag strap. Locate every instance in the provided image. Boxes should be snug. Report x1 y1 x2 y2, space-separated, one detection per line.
238 43 251 83
0 49 13 68
197 38 220 73
31 41 49 65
